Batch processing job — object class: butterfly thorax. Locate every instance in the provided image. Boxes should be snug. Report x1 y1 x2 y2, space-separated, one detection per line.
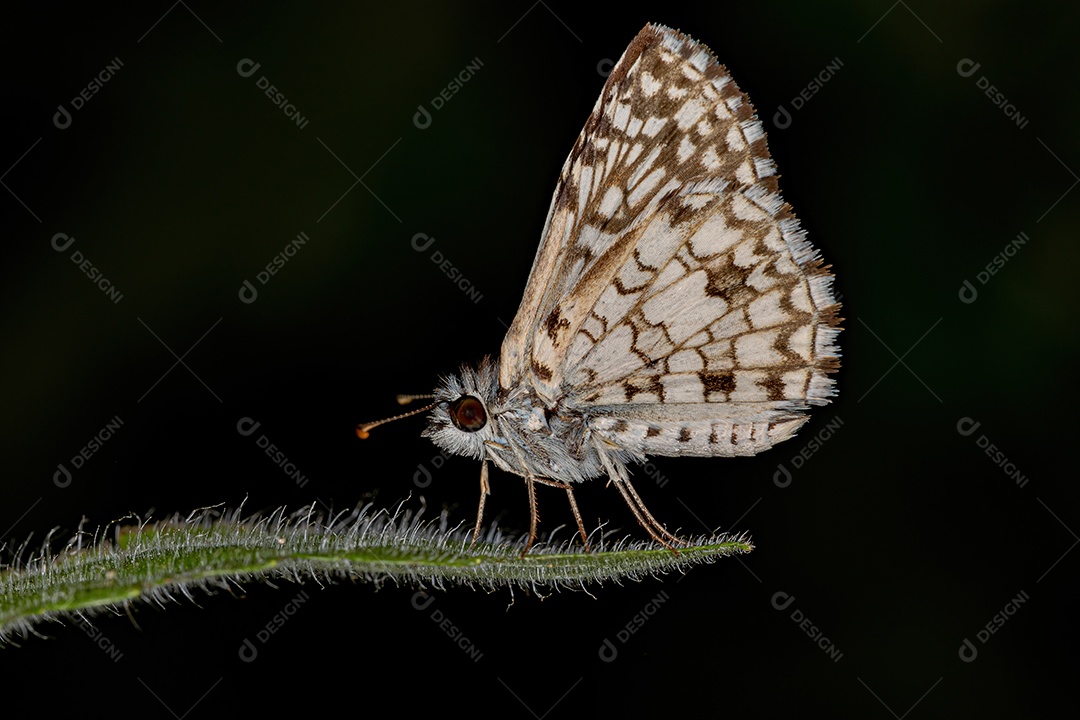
423 356 635 484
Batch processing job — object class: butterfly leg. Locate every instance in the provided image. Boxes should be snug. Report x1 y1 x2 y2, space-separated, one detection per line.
471 452 546 556
470 459 490 549
493 440 543 557
504 442 589 555
522 471 540 557
534 476 591 551
614 473 685 548
597 448 683 551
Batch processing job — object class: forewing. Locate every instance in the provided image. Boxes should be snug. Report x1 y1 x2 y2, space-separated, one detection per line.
499 23 841 455
500 22 758 395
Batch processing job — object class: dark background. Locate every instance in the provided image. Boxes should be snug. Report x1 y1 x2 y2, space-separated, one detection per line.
2 1 1076 716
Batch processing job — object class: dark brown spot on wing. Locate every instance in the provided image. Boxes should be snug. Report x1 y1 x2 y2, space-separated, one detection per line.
545 307 570 344
759 373 785 402
623 376 665 402
700 371 735 395
532 360 553 382
705 261 752 302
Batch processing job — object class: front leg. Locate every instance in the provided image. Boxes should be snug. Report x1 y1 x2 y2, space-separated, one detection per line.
500 437 547 557
470 459 490 549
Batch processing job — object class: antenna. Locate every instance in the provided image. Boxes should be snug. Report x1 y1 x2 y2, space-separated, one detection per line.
356 395 438 439
395 393 435 405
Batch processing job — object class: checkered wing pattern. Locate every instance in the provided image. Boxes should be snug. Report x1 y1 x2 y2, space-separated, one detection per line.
499 23 841 458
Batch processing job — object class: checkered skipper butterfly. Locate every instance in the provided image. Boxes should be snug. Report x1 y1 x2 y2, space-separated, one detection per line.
359 23 841 554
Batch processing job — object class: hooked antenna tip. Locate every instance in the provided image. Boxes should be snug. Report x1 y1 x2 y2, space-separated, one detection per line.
356 399 439 441
396 393 436 406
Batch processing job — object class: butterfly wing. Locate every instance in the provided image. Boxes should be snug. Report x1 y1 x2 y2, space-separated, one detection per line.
499 23 841 458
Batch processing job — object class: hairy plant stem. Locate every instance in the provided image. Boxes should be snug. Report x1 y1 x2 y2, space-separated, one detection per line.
0 502 752 643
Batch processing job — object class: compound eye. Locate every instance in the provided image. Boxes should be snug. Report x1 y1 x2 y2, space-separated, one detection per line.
449 395 487 432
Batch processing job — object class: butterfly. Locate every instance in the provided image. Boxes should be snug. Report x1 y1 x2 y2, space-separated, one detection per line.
359 23 841 555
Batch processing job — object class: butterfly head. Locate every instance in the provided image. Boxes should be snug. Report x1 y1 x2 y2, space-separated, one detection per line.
422 357 501 462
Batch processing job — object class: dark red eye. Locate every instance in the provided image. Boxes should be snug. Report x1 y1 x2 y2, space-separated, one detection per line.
449 395 487 432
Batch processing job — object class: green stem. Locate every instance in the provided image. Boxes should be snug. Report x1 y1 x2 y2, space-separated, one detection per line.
0 502 751 643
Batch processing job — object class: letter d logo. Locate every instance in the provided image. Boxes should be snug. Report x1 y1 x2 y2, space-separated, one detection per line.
238 638 258 662
958 279 978 304
51 232 76 252
53 104 72 129
411 232 435 252
956 58 981 78
411 591 435 611
54 463 72 488
773 463 793 488
236 58 261 78
773 104 793 130
956 417 981 437
413 104 432 129
239 279 258 304
771 591 796 611
958 637 978 662
237 417 261 436
413 463 433 488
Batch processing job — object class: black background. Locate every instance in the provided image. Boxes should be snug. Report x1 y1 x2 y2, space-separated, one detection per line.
2 2 1076 717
